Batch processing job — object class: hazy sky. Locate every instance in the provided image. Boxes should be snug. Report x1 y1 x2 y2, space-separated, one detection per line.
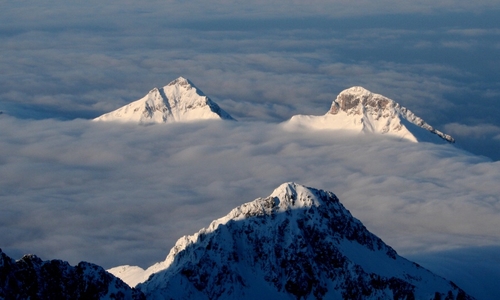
1 1 499 299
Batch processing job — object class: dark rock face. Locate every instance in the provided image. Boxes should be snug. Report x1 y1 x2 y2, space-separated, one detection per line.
329 87 397 116
0 249 145 300
333 91 392 114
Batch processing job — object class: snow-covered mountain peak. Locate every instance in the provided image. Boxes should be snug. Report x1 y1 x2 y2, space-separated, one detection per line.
285 86 455 143
94 77 234 124
167 76 195 89
338 86 373 100
113 182 374 288
122 182 473 300
206 182 337 230
269 181 328 209
329 86 393 115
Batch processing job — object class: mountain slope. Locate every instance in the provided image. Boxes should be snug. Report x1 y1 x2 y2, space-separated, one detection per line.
284 86 454 143
94 77 234 124
0 249 145 300
134 182 471 300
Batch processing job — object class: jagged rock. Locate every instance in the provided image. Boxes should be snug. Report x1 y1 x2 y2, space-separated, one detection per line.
126 182 472 299
0 249 145 300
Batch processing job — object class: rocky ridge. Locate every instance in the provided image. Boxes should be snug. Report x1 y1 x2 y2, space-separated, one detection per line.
286 86 454 143
133 182 471 300
0 249 145 300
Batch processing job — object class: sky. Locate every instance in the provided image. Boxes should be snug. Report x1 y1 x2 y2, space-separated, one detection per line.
1 1 499 299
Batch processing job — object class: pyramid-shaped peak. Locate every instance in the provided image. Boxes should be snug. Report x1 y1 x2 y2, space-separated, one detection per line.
199 182 343 238
135 182 472 299
94 77 234 124
167 76 194 88
270 181 303 198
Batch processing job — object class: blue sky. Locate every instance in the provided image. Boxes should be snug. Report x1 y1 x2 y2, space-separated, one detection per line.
1 1 499 298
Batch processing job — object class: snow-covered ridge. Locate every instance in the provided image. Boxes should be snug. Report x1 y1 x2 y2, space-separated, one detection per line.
112 182 472 300
110 183 334 287
286 86 455 143
94 77 234 124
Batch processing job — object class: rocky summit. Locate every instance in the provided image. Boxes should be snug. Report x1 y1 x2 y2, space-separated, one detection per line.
130 182 471 300
286 86 454 143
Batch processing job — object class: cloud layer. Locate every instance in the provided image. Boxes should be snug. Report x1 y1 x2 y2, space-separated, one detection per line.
1 2 499 158
1 2 499 298
1 117 499 267
1 116 500 299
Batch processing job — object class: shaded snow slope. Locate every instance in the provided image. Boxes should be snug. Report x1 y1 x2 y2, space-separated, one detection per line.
285 86 454 143
108 265 149 288
125 182 471 299
0 249 145 300
94 77 234 124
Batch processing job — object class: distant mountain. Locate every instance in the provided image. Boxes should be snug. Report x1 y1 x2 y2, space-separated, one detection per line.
94 77 234 124
113 182 471 299
0 249 145 300
284 86 454 143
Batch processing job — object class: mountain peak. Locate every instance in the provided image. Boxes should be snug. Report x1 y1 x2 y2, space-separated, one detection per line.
329 86 392 115
269 181 327 209
128 182 472 300
167 76 193 88
286 86 455 143
94 77 234 124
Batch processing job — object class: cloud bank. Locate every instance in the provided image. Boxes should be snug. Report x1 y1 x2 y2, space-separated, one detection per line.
1 115 500 298
1 2 500 298
1 1 499 159
1 116 499 274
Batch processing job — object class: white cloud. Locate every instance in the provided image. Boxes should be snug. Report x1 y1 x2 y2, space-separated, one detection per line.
1 116 499 272
444 123 500 138
447 28 500 36
441 40 478 50
1 2 500 297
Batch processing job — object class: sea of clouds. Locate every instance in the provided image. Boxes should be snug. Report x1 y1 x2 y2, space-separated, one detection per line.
2 1 500 158
1 1 499 299
1 116 499 298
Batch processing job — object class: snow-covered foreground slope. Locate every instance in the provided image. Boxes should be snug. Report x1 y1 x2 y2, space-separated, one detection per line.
284 86 454 143
113 183 472 299
0 249 145 300
94 77 234 124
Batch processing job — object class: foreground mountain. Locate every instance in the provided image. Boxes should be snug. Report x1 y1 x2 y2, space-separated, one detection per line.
94 77 234 124
0 249 145 300
118 182 471 299
284 86 454 143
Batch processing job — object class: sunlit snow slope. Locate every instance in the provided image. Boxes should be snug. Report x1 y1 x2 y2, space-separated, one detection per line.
285 86 454 143
94 77 234 124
